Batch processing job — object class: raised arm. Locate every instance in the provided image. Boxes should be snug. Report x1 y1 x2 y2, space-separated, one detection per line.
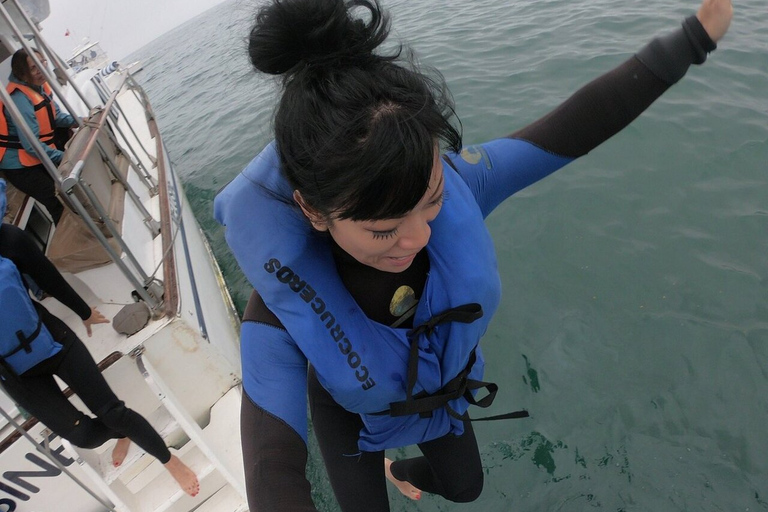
452 0 732 217
240 290 319 511
511 12 722 157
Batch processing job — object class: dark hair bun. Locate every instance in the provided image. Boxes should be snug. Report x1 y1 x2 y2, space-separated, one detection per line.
248 0 390 76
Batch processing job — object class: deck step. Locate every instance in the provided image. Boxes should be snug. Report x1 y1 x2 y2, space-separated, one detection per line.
128 388 245 511
202 385 244 488
97 407 180 484
125 441 213 494
193 484 248 512
133 446 217 512
61 385 246 512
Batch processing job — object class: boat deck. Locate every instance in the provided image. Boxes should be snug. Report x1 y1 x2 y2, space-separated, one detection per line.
0 40 245 509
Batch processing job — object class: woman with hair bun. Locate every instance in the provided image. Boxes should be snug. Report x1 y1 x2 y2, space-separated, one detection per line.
215 0 733 509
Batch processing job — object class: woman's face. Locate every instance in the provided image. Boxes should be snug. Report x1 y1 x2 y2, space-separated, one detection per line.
309 151 446 273
25 54 47 86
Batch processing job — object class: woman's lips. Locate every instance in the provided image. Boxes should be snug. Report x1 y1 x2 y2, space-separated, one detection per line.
386 253 416 266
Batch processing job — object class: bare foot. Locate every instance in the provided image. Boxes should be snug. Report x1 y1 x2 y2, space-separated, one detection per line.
164 455 200 497
384 458 421 500
112 438 131 467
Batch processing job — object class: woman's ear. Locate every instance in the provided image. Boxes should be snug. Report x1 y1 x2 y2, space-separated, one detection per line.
293 190 329 231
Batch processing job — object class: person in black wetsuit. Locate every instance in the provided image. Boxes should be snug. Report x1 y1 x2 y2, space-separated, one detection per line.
224 0 734 510
0 219 200 497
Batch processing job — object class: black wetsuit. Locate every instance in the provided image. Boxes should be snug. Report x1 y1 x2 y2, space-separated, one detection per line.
240 17 716 512
0 223 171 462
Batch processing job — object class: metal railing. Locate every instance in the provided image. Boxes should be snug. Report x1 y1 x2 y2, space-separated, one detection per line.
6 0 159 197
0 0 167 311
0 405 117 511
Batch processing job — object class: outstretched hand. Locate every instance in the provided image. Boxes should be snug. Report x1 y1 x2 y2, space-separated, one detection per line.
697 0 733 42
83 307 109 337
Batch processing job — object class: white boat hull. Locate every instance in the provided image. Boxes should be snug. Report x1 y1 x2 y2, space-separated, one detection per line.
0 1 247 509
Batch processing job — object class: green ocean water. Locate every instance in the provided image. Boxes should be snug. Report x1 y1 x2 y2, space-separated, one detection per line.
131 0 768 510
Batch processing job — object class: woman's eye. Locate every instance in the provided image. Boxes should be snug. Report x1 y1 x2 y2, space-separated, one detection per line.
372 228 398 240
430 191 446 207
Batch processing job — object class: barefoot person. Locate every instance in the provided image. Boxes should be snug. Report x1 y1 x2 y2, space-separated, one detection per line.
0 179 199 496
215 0 733 509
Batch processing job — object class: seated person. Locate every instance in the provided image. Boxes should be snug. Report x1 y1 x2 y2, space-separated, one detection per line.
0 48 78 225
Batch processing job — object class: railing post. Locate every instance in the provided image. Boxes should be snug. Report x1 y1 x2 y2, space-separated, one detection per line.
0 405 118 512
0 0 167 316
3 0 94 125
69 102 159 237
134 349 246 498
7 0 159 201
59 179 162 309
91 74 160 194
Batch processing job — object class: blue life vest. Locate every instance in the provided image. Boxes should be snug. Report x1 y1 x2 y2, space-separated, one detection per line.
0 254 62 379
215 142 506 450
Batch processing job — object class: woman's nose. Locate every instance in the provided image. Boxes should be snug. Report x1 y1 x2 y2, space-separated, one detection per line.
397 216 431 250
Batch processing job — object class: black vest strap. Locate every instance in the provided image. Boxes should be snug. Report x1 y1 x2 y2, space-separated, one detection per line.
0 317 42 381
0 140 23 149
0 132 22 149
7 316 43 356
387 303 529 422
400 303 482 408
33 95 56 142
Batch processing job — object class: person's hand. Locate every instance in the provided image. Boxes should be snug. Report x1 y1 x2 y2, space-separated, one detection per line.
83 307 109 337
697 0 733 43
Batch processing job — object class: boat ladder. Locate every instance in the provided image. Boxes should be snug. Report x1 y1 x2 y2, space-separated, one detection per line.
59 349 248 512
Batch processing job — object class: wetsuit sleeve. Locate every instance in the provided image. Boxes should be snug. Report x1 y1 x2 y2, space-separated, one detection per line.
0 223 90 320
510 15 715 158
9 91 65 165
241 290 318 511
450 15 716 217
